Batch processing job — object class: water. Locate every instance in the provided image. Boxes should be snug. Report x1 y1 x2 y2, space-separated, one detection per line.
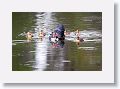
12 12 102 71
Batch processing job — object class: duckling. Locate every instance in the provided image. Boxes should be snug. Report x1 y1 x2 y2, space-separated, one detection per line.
75 36 84 46
75 36 80 45
26 32 33 40
39 30 45 38
75 29 80 37
64 30 70 36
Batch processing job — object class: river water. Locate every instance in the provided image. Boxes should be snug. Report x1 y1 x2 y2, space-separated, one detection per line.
12 12 102 71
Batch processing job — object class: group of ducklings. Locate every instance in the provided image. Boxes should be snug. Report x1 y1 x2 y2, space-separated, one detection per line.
26 30 84 45
26 30 45 41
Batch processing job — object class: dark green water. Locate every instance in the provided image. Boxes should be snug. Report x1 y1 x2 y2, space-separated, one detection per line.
12 12 102 71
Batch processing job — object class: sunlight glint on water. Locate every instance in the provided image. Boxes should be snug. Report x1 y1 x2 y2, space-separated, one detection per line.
34 12 52 70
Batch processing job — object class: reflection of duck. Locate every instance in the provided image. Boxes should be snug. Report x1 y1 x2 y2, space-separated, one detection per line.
26 32 33 40
58 40 65 48
75 29 80 37
50 40 65 48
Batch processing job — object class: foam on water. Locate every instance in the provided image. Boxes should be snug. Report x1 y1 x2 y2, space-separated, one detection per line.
80 30 102 38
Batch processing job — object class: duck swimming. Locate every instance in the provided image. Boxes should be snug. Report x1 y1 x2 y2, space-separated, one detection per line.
39 30 45 38
26 32 33 40
49 24 65 42
75 36 84 46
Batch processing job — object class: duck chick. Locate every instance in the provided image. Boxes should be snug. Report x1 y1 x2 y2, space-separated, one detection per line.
26 32 33 40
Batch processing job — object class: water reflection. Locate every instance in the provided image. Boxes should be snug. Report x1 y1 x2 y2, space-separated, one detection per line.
49 40 65 48
34 12 53 70
47 41 65 71
35 38 48 70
